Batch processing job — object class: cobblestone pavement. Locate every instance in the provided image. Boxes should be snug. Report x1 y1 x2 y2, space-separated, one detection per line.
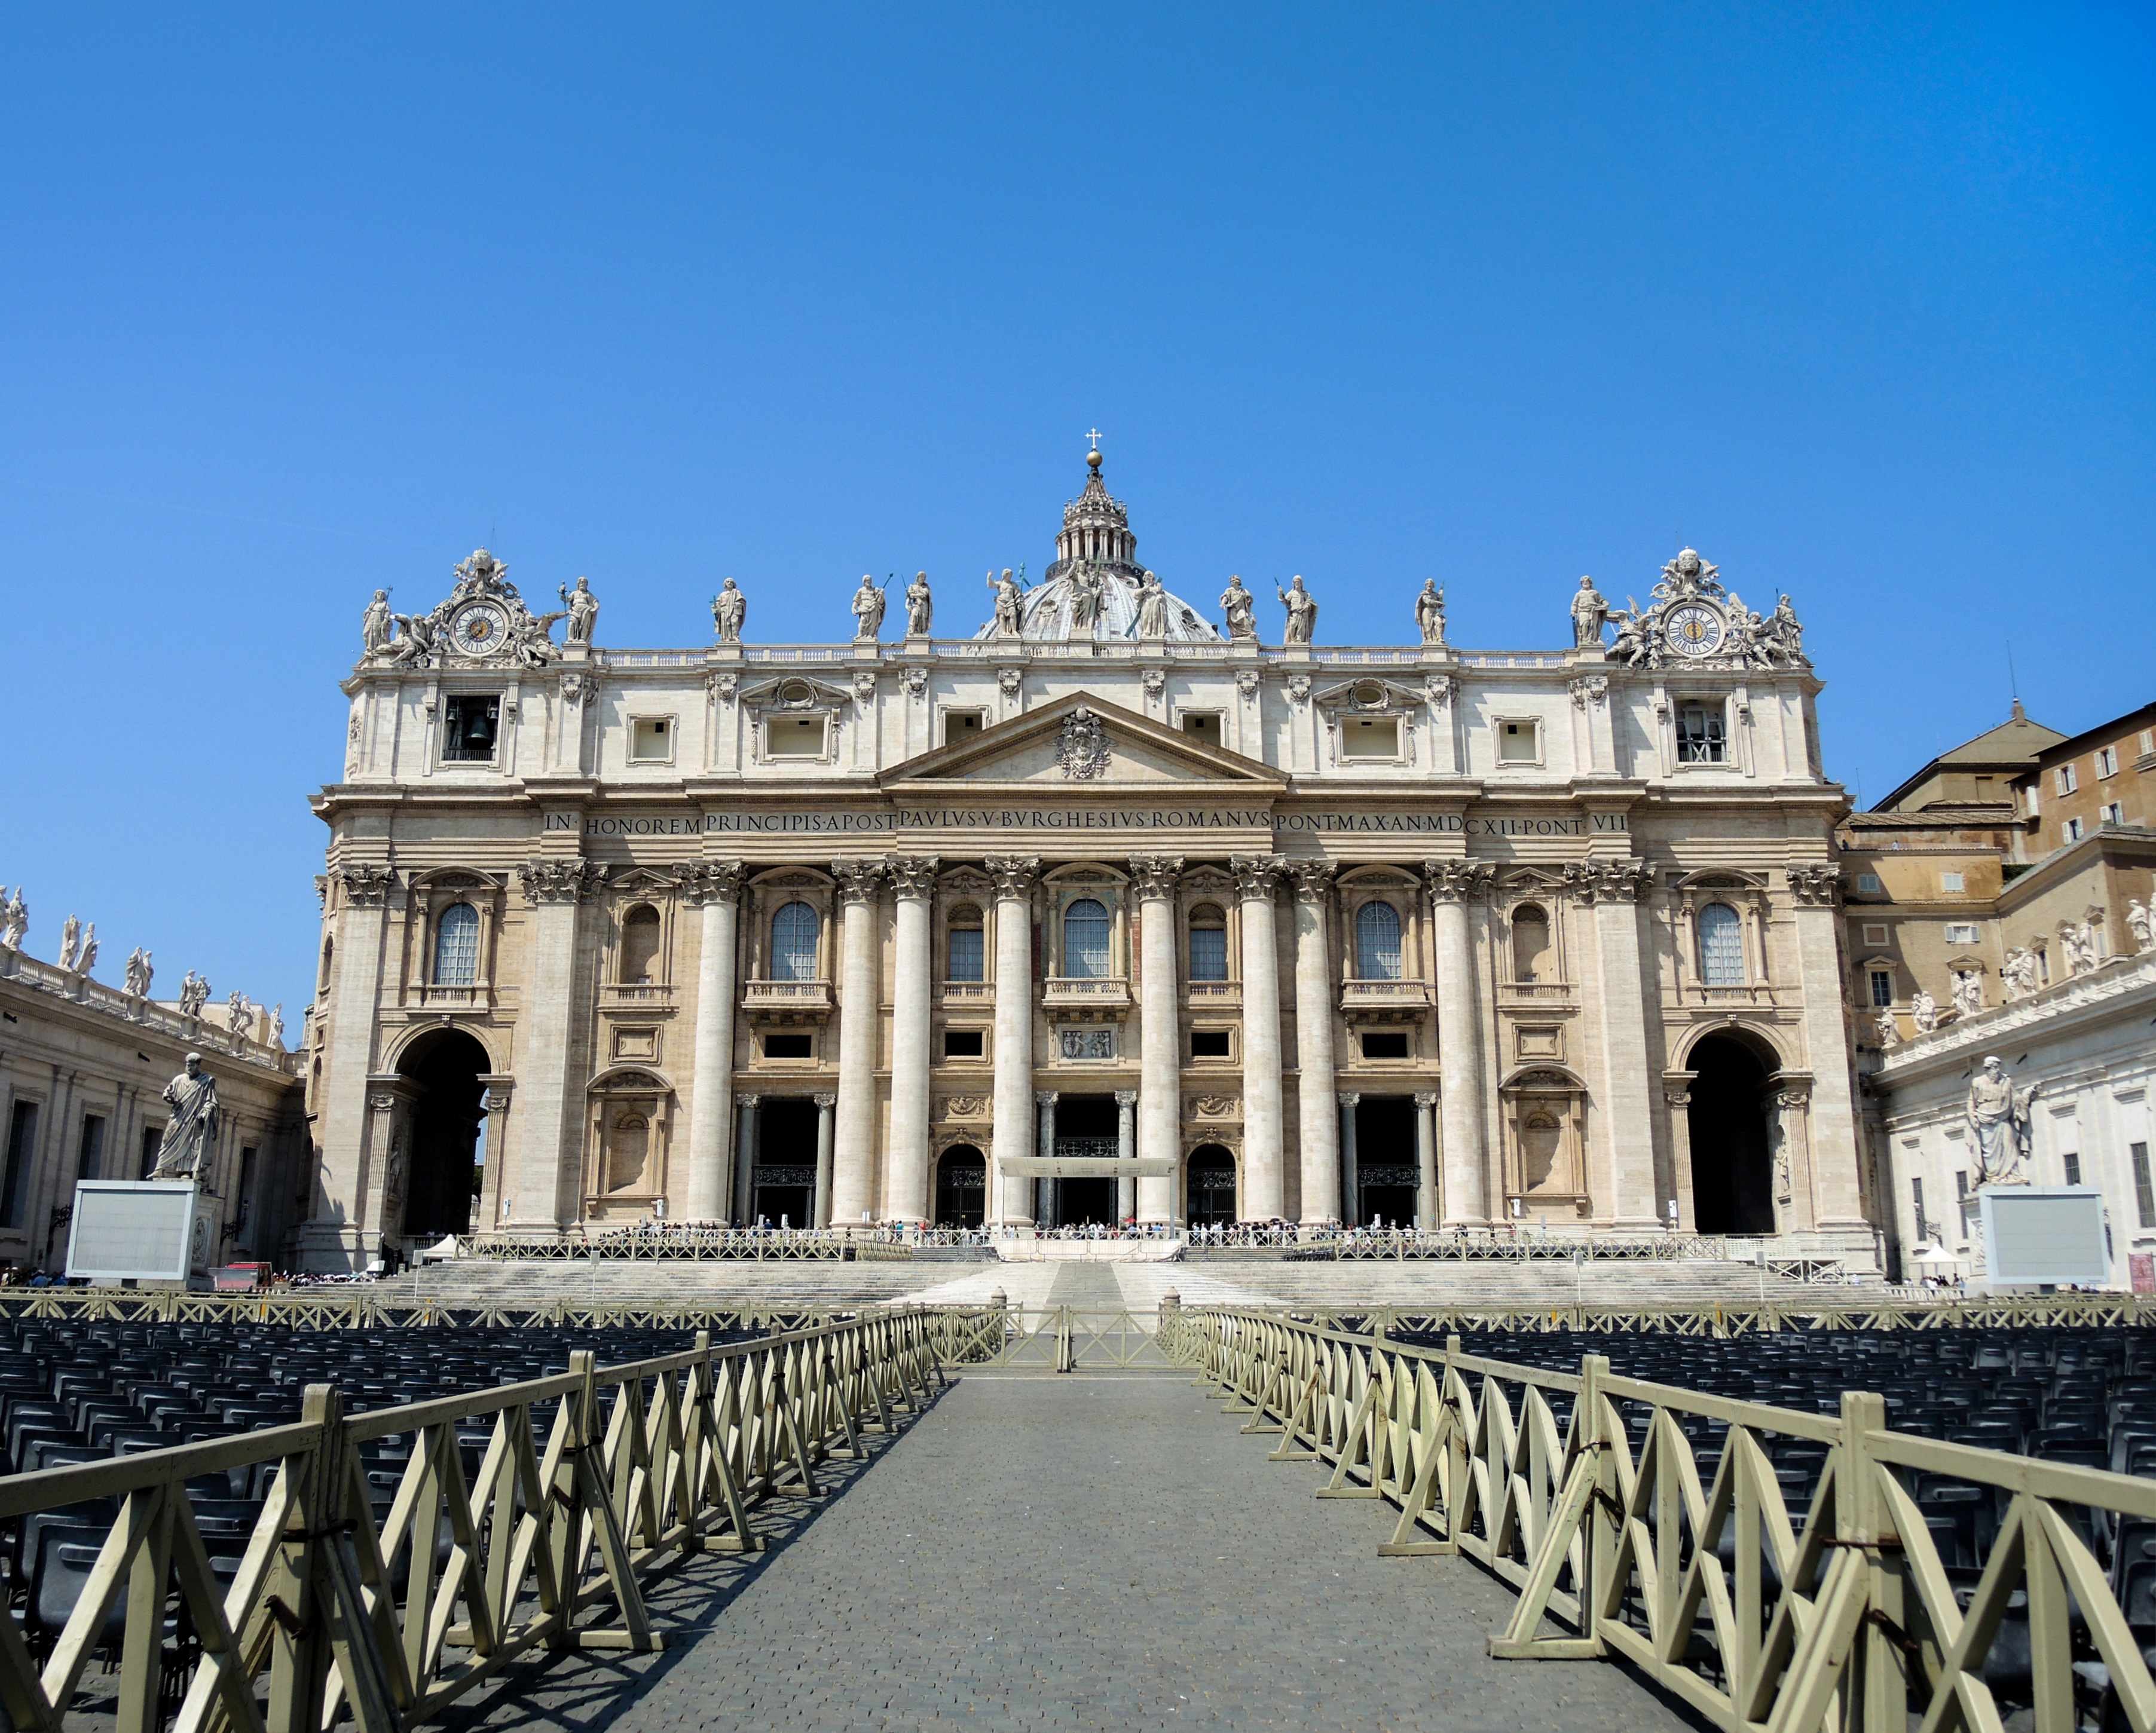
438 1376 1700 1733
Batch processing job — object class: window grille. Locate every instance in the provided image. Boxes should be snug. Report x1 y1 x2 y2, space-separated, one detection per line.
434 903 481 985
1355 902 1403 980
947 927 984 982
1188 926 1227 981
770 903 818 981
1696 902 1744 985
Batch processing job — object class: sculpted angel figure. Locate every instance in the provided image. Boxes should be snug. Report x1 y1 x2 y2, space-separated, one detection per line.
904 571 932 636
1277 575 1317 645
1910 987 1940 1034
362 590 394 656
1967 1055 2038 1186
58 914 80 971
1607 604 1653 668
1135 569 1169 639
2129 899 2154 955
1952 969 1984 1018
986 568 1025 638
149 1054 219 1183
1219 574 1258 642
558 577 599 647
712 578 747 644
1415 579 1446 645
389 611 437 666
0 888 23 950
1571 576 1608 648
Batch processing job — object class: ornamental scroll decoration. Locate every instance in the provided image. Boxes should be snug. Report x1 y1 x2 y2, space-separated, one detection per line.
363 548 569 672
1784 864 1841 907
938 1096 989 1120
1561 858 1654 904
1057 706 1111 780
336 865 397 908
1599 547 1808 673
518 860 608 905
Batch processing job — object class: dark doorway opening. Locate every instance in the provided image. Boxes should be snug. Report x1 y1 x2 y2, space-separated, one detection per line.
1353 1096 1418 1226
1187 1145 1237 1226
1047 1095 1120 1227
754 1098 818 1227
396 1029 490 1241
1687 1036 1777 1235
1056 1177 1118 1226
935 1146 986 1228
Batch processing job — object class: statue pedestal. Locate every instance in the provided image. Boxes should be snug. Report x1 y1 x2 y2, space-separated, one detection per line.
66 1181 213 1287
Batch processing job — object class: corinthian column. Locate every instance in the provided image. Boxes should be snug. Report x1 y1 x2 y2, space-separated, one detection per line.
1425 859 1493 1226
830 857 886 1225
1232 855 1286 1220
1127 855 1183 1224
883 856 940 1222
515 858 610 1227
1115 1090 1139 1223
1571 858 1657 1226
1288 862 1341 1223
681 861 745 1222
986 856 1041 1225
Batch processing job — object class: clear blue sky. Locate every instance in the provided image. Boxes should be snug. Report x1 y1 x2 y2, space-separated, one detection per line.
2 5 2149 1026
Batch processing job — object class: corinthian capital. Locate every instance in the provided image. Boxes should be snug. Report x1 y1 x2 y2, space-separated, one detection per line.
1126 855 1184 899
886 855 941 899
518 859 608 905
1229 855 1286 901
982 856 1041 899
680 860 746 908
1287 861 1337 904
831 858 887 905
1423 859 1496 904
335 864 396 908
1561 858 1653 904
1784 864 1842 907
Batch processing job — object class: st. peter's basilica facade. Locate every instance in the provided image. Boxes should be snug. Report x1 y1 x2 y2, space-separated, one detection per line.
296 446 1871 1270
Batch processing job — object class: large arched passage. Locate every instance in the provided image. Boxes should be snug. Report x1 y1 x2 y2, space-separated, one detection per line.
1686 1034 1777 1235
394 1028 491 1241
934 1146 986 1229
1186 1146 1237 1226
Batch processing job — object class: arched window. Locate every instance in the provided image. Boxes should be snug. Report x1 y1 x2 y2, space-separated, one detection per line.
1512 904 1552 983
1697 902 1745 987
1354 901 1402 981
1187 904 1228 982
771 902 819 981
619 905 662 984
947 905 984 982
1063 899 1111 979
433 903 480 986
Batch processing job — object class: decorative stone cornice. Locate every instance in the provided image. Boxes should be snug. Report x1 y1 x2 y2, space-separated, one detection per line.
518 860 608 905
982 856 1041 899
1562 859 1653 904
1784 864 1841 907
1288 861 1337 904
1229 855 1285 901
336 865 396 908
679 861 746 908
1126 855 1184 899
831 858 887 906
886 855 941 899
1423 860 1496 905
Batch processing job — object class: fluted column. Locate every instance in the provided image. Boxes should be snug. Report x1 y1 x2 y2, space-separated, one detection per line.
987 856 1041 1225
1289 862 1341 1223
1338 1092 1361 1224
830 857 886 1226
682 861 745 1222
884 856 939 1222
1426 859 1494 1226
1115 1090 1138 1223
732 1094 760 1223
1036 1091 1059 1225
1233 855 1286 1220
813 1091 837 1227
1127 856 1183 1224
1414 1090 1440 1227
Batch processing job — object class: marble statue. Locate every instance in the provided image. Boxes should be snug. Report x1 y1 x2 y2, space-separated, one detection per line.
77 923 97 976
712 578 747 644
1966 1055 2038 1186
851 576 887 642
1910 987 1940 1034
1765 595 1805 663
1874 1008 1900 1049
1135 570 1169 639
1219 575 1258 642
124 947 152 997
58 915 80 971
389 611 437 666
558 577 599 648
0 888 22 950
2130 899 2154 955
1952 969 1984 1018
2002 947 2039 1000
904 571 932 637
1277 575 1317 645
1414 580 1446 646
1571 576 1608 648
179 971 209 1018
986 569 1025 638
1607 606 1653 668
228 991 253 1039
1069 565 1104 635
2058 919 2098 975
268 1003 285 1047
149 1054 219 1182
362 590 394 656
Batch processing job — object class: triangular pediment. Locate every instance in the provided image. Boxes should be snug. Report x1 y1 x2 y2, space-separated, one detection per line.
882 693 1286 792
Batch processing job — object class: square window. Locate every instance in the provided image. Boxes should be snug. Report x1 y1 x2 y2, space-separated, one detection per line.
1939 871 1964 893
942 1028 984 1060
1868 970 1894 1008
762 1033 812 1060
1359 1032 1411 1060
1861 923 1889 945
1189 1029 1232 1059
766 716 825 758
1856 873 1884 894
1944 923 1980 944
1181 713 1222 748
630 717 672 762
1342 717 1400 759
943 710 984 746
441 694 501 763
1497 719 1539 764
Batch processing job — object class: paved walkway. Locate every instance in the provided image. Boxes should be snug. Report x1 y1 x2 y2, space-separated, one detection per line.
440 1377 1699 1733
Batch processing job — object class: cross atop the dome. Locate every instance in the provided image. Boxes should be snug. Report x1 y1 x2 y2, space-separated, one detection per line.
1086 428 1102 452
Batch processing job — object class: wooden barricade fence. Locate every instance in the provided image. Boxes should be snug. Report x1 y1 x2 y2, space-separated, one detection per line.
0 1309 947 1733
1169 1305 2156 1733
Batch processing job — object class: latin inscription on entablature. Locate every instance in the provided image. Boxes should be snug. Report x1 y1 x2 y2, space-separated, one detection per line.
554 807 1626 839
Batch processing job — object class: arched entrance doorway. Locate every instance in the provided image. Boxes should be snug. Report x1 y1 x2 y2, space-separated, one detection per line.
394 1028 490 1241
1687 1034 1777 1235
1186 1146 1237 1226
935 1146 986 1228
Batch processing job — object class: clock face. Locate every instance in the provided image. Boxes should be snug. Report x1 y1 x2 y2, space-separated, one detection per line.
1665 602 1724 658
449 602 510 657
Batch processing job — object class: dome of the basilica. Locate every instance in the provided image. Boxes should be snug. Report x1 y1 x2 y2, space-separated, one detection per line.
972 446 1224 644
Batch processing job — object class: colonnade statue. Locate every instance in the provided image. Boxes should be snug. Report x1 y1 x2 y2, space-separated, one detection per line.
150 1054 220 1182
1966 1055 2038 1187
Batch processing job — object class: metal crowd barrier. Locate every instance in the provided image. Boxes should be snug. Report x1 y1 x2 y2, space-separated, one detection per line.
0 1310 947 1733
449 1230 918 1262
1169 1305 2156 1733
0 1291 853 1334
